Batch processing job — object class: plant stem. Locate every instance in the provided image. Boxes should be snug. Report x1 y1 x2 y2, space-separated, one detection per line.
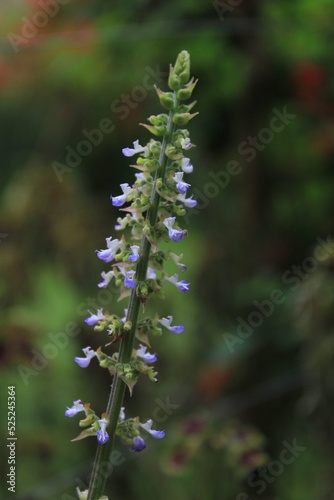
87 93 177 500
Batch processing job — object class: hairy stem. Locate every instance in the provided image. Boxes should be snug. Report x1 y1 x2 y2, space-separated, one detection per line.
87 93 177 500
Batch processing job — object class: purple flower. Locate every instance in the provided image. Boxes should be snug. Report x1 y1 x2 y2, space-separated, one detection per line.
163 217 183 243
123 270 136 289
65 400 85 418
159 316 184 334
97 418 109 445
122 140 148 157
177 193 197 208
132 435 146 452
110 183 133 207
173 172 190 194
129 245 140 263
84 309 105 326
181 157 193 173
165 274 190 293
169 252 187 272
180 137 192 150
74 347 97 368
96 237 123 263
98 270 115 288
136 344 157 364
140 419 165 439
120 407 125 422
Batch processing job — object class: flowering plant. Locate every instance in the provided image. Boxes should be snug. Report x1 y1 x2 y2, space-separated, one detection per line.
65 50 198 500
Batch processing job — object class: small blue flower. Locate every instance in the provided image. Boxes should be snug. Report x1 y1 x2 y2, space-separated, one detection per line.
180 137 192 150
98 270 115 288
74 347 97 368
159 316 184 334
110 183 133 207
84 309 105 326
165 274 190 293
136 344 157 364
122 140 148 157
177 193 197 208
131 435 146 452
120 407 126 422
140 419 165 439
97 418 109 445
173 172 190 194
181 157 193 173
96 237 123 263
129 245 140 263
65 400 85 418
163 217 183 243
123 270 136 289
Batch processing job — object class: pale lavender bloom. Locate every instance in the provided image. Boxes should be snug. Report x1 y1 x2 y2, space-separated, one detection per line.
173 172 190 194
96 237 123 263
169 252 187 272
98 270 115 288
97 418 109 445
163 217 183 243
180 137 192 150
123 270 136 289
177 193 197 208
140 419 165 439
122 140 148 157
120 407 125 422
159 315 184 334
74 347 97 368
181 157 194 173
165 274 190 293
135 172 145 182
65 399 85 418
129 245 140 263
132 435 146 452
85 309 105 326
111 183 133 207
136 344 157 364
147 267 157 280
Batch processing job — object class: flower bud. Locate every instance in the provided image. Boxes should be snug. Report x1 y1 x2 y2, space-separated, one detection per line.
177 78 198 100
173 112 198 126
174 50 191 84
154 85 175 110
168 64 180 91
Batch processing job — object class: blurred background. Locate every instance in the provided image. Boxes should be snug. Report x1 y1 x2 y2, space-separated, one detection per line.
1 0 334 499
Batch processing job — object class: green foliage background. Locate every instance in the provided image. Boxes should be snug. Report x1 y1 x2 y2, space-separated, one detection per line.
1 1 334 499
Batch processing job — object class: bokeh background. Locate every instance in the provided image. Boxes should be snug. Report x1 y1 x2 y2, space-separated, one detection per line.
1 1 334 499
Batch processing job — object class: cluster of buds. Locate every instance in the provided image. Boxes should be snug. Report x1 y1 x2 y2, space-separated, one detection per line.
65 51 198 488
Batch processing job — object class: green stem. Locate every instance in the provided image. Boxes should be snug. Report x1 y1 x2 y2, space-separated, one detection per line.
87 93 178 500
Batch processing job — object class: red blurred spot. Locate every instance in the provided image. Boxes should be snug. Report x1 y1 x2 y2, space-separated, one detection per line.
196 365 233 400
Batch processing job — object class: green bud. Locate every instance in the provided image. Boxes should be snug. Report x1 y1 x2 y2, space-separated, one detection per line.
124 321 132 331
156 178 163 189
168 64 180 91
140 123 167 137
154 85 175 110
174 50 191 84
173 112 199 126
177 78 198 100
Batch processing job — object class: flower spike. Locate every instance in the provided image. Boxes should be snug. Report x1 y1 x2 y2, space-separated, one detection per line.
65 50 198 499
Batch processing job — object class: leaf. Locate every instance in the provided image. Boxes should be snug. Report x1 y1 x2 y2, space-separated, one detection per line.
71 428 96 442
